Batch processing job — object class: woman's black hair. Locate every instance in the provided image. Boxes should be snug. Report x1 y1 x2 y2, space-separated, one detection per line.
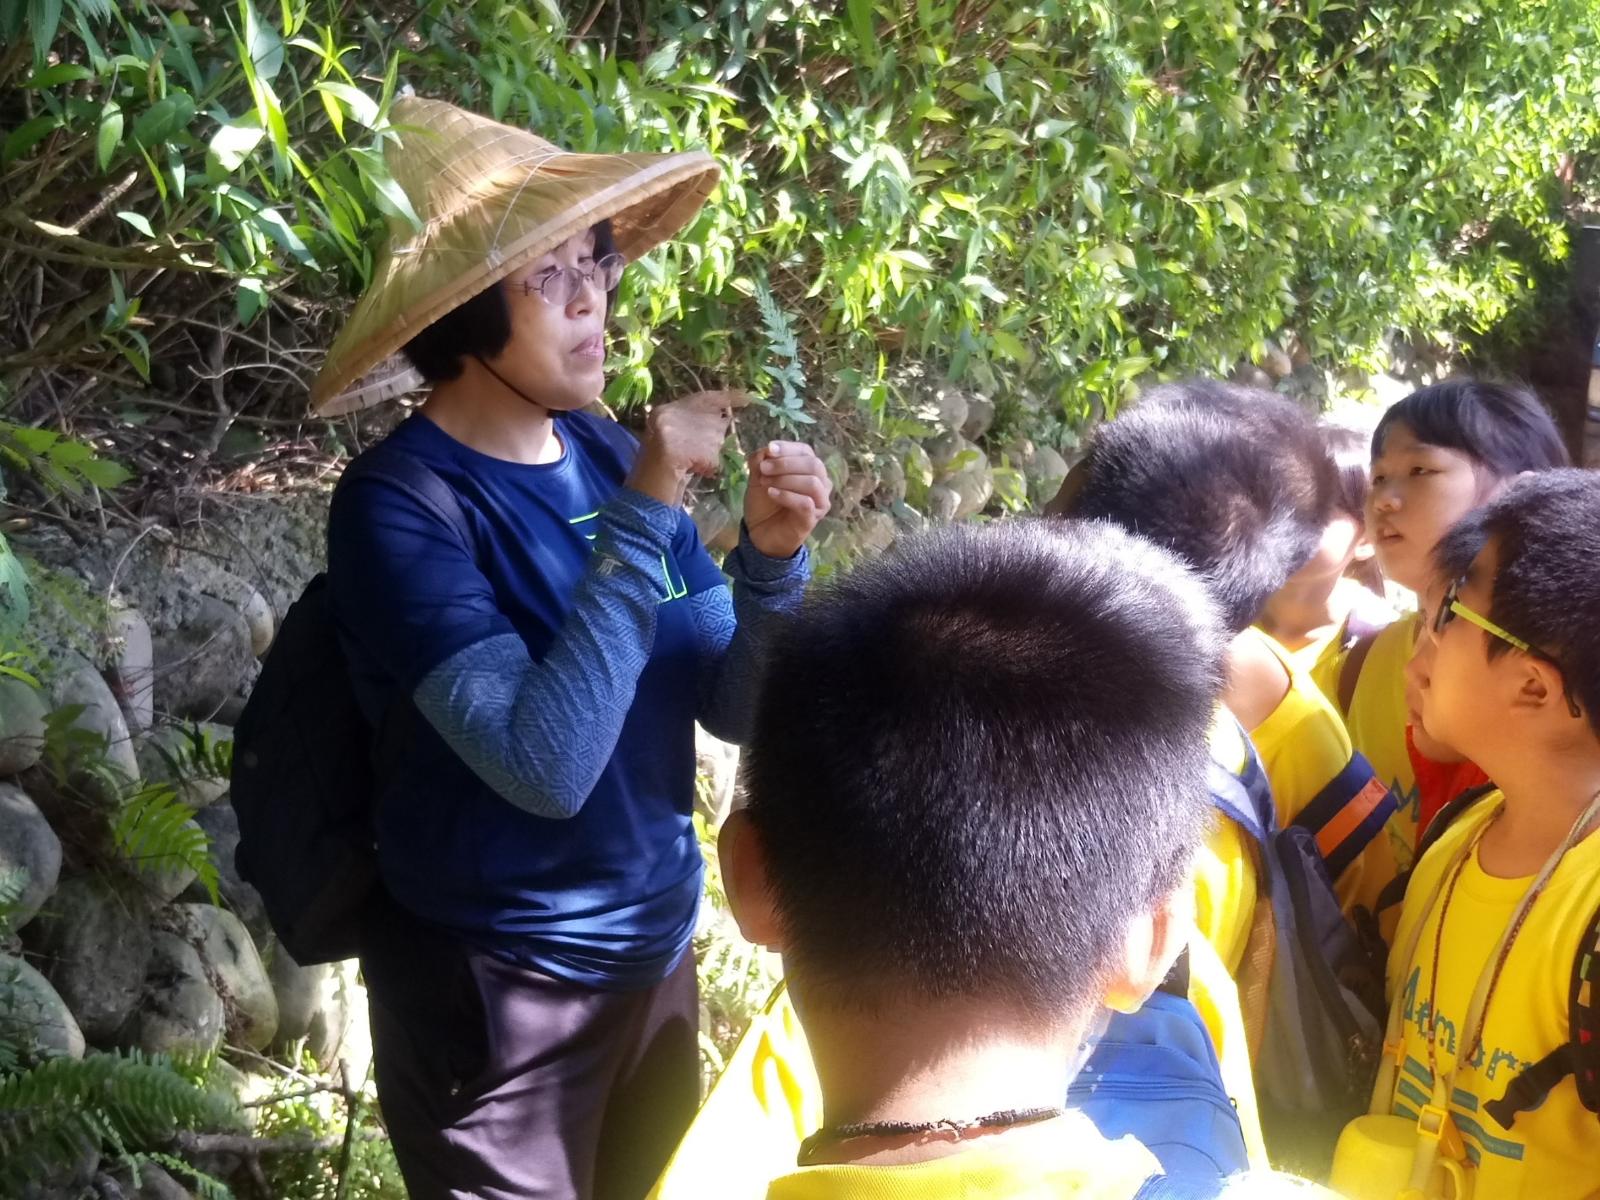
401 220 619 383
1371 379 1569 477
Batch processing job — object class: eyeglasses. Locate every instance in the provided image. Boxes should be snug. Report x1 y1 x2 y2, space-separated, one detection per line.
519 253 625 306
1433 577 1581 718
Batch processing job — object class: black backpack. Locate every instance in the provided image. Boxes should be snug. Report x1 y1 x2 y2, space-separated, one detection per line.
1376 784 1600 1130
1207 724 1392 1145
230 450 472 965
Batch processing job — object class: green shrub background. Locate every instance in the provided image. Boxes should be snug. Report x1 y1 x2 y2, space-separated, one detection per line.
2 0 1598 478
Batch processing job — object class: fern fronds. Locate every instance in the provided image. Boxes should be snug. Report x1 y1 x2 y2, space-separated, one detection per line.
0 1049 242 1193
753 276 812 424
122 1150 233 1200
112 785 219 902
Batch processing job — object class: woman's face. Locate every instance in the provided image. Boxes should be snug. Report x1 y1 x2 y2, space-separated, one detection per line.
1366 422 1495 594
484 228 612 411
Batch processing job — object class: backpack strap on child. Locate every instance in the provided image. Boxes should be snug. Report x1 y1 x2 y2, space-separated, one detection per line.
1482 895 1600 1128
1372 783 1500 919
1335 609 1391 718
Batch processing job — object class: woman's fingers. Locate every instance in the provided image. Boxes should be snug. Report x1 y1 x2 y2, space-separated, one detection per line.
762 473 831 510
759 488 819 517
756 458 826 481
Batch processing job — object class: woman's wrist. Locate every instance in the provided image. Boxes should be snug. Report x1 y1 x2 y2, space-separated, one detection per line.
624 445 690 508
742 522 803 562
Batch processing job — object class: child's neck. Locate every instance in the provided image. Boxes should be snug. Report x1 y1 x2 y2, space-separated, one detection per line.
1479 739 1600 878
798 996 1082 1167
1258 575 1352 653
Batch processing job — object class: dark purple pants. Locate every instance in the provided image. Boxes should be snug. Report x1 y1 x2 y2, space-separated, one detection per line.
360 903 700 1200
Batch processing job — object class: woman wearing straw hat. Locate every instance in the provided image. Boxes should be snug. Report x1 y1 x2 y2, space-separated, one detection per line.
311 98 830 1200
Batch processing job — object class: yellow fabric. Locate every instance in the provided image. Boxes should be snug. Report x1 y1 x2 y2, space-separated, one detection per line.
1377 793 1600 1198
1195 715 1258 975
1241 627 1399 917
1187 933 1270 1169
648 956 1272 1200
758 1120 1152 1200
645 984 822 1200
763 1114 1157 1200
1333 615 1422 881
1305 626 1349 705
1299 590 1400 706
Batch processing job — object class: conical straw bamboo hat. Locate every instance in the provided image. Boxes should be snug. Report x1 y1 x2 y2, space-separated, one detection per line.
310 96 721 415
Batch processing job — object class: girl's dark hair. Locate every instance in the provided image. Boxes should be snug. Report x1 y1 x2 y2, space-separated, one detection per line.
401 220 619 383
1320 423 1372 523
1371 379 1569 477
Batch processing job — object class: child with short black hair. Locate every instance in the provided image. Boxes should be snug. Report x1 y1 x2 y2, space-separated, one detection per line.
1339 380 1569 866
1053 384 1395 960
719 520 1227 1196
1336 469 1600 1198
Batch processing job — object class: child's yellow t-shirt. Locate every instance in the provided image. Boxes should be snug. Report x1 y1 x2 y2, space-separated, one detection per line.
763 1113 1158 1200
1194 715 1259 976
1379 793 1600 1197
1327 615 1422 877
1239 626 1399 917
646 955 1271 1200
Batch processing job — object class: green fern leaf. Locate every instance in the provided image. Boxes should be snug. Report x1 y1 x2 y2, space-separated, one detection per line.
111 786 220 903
0 1050 241 1194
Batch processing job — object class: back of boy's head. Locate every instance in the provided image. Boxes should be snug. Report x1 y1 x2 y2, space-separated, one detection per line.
1054 380 1336 632
744 520 1225 1020
1433 469 1600 737
1372 379 1569 476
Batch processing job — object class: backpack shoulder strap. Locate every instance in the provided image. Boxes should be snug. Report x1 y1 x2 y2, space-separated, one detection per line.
1373 782 1500 917
337 446 474 557
1289 751 1399 880
1336 617 1386 718
1482 893 1600 1127
1207 716 1276 849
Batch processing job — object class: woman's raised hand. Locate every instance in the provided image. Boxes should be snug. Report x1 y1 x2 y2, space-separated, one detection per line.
627 390 745 506
743 441 831 559
625 391 830 557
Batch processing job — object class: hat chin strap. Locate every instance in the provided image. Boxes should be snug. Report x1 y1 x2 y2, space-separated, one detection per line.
473 354 549 416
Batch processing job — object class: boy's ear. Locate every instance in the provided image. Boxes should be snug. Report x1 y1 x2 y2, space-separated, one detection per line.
1100 877 1195 1015
719 810 785 950
1513 654 1575 723
1044 460 1088 518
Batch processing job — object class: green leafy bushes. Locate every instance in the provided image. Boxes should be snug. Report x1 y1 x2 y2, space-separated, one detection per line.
1 1 1596 468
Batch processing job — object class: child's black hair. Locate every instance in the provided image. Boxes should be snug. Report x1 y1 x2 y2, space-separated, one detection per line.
744 520 1225 1020
1320 423 1373 524
1372 380 1569 477
1056 380 1336 632
402 220 618 383
1433 469 1600 737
